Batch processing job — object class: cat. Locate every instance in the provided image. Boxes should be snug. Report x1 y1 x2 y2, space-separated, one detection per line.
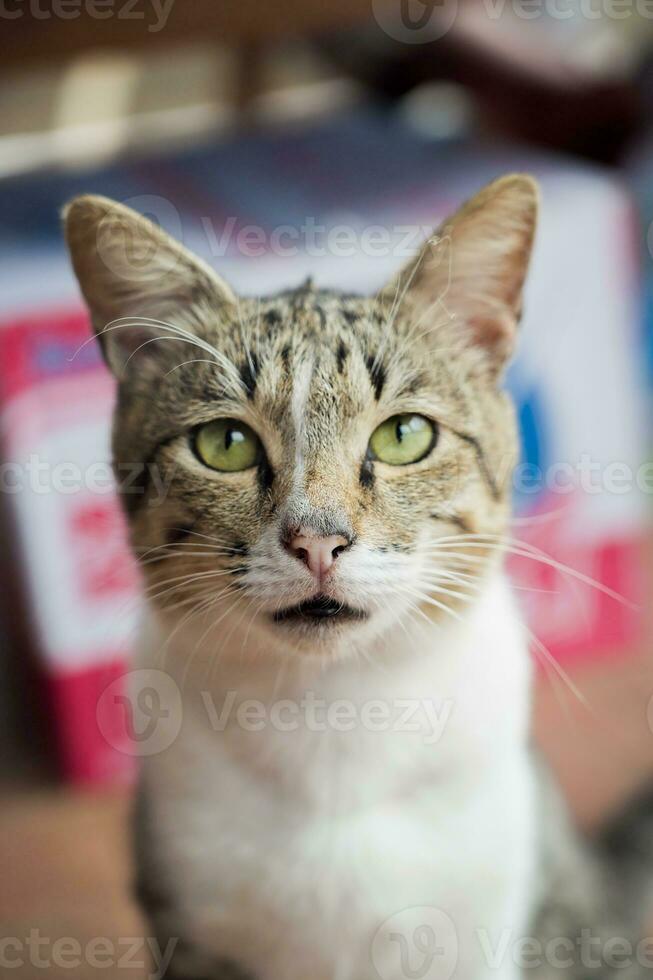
63 177 652 980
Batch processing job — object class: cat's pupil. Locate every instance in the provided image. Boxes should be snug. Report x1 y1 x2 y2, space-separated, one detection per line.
396 421 405 443
225 428 241 451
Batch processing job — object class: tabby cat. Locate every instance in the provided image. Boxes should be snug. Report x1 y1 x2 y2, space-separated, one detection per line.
64 177 652 980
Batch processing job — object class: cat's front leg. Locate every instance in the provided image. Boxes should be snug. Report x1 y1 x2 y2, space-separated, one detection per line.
133 784 257 980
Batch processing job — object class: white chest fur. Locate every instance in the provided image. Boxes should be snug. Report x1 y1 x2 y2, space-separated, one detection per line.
140 574 536 980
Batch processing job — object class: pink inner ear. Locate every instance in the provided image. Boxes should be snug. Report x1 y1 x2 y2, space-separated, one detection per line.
467 310 516 359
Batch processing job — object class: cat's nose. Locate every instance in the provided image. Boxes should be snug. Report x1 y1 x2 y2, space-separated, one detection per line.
285 528 351 580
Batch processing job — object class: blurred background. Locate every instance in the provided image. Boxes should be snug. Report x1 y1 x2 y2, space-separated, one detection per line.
1 0 653 976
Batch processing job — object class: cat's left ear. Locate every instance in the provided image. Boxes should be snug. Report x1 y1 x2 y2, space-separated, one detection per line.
385 174 539 379
63 194 237 379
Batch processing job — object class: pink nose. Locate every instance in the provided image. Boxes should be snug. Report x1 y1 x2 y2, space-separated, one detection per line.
287 529 350 580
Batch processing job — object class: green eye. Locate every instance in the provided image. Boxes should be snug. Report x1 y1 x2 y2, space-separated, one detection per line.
368 414 436 466
195 419 261 472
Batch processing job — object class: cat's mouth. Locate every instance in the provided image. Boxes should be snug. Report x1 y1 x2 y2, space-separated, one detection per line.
273 595 368 626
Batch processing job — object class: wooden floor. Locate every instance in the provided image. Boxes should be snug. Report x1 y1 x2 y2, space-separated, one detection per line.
0 791 149 979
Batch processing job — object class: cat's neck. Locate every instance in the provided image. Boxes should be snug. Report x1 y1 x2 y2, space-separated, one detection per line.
140 571 532 808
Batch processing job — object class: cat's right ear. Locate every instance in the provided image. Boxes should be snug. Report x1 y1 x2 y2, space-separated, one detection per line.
381 174 539 381
63 195 236 380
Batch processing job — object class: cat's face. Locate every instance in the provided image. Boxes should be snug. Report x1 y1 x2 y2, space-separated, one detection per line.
64 176 537 656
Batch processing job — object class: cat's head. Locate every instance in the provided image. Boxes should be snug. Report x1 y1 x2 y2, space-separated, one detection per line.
64 176 538 658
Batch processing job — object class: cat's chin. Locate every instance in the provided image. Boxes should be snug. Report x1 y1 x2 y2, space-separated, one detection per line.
262 594 372 653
